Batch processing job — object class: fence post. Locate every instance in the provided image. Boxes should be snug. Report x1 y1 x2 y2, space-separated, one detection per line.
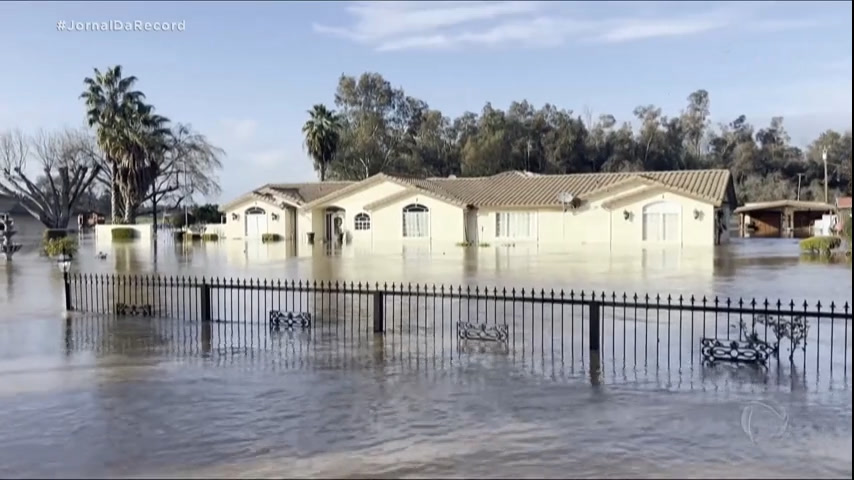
588 299 602 384
200 281 212 322
63 271 73 312
373 290 385 333
588 299 601 352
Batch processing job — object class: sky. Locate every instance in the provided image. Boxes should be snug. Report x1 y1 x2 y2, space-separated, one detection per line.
1 1 851 203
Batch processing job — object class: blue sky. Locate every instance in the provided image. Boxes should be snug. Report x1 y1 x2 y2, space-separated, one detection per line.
1 1 851 203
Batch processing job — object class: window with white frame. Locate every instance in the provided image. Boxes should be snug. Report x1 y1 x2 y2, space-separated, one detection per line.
495 211 534 238
354 213 371 231
642 201 681 243
402 204 430 238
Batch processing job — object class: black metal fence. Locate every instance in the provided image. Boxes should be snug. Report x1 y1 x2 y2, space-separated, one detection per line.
63 273 853 375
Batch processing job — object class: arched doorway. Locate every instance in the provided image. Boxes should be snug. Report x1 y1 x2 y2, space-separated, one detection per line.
324 207 346 244
244 206 267 238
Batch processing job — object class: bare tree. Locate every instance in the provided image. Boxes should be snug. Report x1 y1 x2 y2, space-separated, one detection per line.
0 128 101 229
145 124 223 209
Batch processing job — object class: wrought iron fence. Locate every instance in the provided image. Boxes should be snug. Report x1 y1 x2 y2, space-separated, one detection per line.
63 273 853 375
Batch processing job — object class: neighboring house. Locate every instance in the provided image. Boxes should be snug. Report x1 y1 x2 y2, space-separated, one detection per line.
221 169 736 250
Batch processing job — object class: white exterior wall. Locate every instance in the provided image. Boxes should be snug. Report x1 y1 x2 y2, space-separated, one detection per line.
477 189 717 248
223 198 293 240
369 192 466 250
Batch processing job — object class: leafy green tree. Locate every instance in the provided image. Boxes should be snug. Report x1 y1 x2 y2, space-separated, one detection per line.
192 204 223 224
308 71 852 205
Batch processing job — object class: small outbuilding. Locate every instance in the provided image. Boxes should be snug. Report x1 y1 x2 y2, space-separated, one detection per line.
734 200 835 238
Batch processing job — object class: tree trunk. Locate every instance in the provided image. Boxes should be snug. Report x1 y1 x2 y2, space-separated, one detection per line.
320 162 327 181
110 166 119 224
122 186 137 224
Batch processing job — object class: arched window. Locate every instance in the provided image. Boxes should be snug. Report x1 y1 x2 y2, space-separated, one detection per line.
402 203 430 238
642 201 680 243
354 212 371 231
245 207 266 215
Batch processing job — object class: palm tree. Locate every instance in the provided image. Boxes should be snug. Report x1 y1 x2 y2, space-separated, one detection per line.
302 104 341 181
80 65 146 223
113 102 172 223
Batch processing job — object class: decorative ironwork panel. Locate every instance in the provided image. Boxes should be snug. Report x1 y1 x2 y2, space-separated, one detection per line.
114 303 153 317
456 321 509 343
269 310 312 330
700 338 773 366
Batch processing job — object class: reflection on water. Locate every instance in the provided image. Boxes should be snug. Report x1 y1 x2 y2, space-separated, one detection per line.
0 236 851 478
0 315 851 479
1 237 851 319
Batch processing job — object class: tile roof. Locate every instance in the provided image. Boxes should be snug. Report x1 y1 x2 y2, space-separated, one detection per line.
221 181 354 211
394 169 734 208
267 182 354 203
226 169 734 212
837 196 852 209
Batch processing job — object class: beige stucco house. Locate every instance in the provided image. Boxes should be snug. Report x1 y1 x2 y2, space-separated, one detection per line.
220 169 737 252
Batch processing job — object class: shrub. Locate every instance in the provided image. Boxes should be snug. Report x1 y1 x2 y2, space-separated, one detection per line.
43 236 78 258
43 229 68 241
844 218 852 246
183 232 202 242
203 233 219 242
799 236 841 255
262 233 283 243
172 230 184 240
457 241 491 247
111 227 139 242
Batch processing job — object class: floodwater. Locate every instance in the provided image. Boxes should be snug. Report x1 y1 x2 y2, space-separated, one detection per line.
0 236 851 478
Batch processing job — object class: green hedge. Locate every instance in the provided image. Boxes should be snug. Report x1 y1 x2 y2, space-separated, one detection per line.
111 227 139 242
183 232 202 242
202 233 219 242
799 236 841 255
262 233 283 243
43 236 78 258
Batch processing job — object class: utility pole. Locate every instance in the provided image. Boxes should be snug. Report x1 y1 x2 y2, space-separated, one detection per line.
822 148 829 204
796 173 805 201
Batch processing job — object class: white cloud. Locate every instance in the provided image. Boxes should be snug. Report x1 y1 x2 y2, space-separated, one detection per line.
314 1 826 52
219 118 258 143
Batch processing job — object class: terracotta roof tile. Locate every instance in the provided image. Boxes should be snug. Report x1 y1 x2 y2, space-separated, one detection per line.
268 182 354 203
385 169 733 208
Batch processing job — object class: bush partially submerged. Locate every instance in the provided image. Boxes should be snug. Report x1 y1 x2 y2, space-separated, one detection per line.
262 233 282 243
799 236 841 255
203 233 219 241
111 227 139 242
43 236 78 259
732 314 809 363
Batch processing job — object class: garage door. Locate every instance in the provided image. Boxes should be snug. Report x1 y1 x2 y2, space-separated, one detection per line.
244 207 268 238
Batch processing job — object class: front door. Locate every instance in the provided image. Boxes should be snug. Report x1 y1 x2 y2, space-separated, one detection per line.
244 207 268 238
324 208 345 244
